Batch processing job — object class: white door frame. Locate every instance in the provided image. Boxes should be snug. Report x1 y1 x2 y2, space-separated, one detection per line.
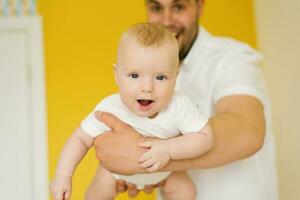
0 16 48 200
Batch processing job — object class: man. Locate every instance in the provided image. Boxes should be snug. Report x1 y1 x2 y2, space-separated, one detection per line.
89 0 278 199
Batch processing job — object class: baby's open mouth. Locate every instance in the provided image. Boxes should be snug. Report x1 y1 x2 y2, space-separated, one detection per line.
137 99 154 106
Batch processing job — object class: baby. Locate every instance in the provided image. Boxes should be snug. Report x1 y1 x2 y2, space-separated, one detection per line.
51 23 214 200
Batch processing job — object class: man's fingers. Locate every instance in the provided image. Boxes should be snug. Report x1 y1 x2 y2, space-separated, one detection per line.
127 183 139 198
144 185 155 194
116 179 127 193
158 180 166 188
94 111 125 131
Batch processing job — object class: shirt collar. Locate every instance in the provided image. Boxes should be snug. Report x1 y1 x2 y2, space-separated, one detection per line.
182 26 207 67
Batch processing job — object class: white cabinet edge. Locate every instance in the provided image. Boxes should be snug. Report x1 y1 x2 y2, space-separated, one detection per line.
0 16 49 200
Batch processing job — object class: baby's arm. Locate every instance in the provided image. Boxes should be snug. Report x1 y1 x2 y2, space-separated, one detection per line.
164 122 213 160
51 127 94 200
139 122 214 172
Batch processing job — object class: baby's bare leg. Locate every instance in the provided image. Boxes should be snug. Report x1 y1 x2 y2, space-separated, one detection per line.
161 171 196 200
85 165 117 200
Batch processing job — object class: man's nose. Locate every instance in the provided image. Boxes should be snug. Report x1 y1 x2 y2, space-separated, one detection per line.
161 10 174 28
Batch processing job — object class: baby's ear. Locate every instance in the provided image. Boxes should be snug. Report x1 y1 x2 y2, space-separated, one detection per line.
113 63 119 86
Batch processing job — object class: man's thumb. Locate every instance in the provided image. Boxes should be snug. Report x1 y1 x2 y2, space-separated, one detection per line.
94 111 123 131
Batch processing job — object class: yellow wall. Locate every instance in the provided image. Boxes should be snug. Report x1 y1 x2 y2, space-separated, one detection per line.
38 1 256 199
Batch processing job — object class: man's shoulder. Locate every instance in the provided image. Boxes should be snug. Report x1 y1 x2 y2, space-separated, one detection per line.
194 30 262 71
201 27 259 57
208 37 257 56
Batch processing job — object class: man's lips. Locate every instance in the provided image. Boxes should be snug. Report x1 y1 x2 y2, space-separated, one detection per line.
168 28 183 39
171 32 180 39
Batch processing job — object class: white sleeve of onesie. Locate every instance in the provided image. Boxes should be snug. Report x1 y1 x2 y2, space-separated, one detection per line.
81 111 111 137
173 93 208 134
80 97 114 137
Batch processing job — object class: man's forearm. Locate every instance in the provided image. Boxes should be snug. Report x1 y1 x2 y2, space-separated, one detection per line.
163 111 265 171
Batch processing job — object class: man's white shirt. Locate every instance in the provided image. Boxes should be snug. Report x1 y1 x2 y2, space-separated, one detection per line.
172 26 278 200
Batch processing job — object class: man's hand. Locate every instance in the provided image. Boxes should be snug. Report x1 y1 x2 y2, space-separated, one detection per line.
116 179 165 197
138 139 171 172
94 111 147 175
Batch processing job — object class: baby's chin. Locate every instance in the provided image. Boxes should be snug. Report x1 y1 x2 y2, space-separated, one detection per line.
134 110 158 119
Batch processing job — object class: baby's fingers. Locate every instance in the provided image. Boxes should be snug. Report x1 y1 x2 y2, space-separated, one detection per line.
139 158 156 168
138 141 153 148
53 190 64 200
138 151 152 163
146 163 161 173
64 190 71 200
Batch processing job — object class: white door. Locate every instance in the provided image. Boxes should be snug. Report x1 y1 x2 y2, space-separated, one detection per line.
0 17 48 200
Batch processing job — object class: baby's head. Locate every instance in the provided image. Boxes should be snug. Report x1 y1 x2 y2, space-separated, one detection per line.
114 23 179 118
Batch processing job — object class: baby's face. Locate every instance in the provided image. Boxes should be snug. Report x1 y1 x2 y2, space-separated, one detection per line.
115 41 179 118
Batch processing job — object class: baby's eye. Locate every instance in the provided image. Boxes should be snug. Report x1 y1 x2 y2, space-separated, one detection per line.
128 73 139 79
156 75 167 80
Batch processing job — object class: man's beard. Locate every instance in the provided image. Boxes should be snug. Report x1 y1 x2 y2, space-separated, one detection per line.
178 27 198 61
179 47 190 61
179 36 197 61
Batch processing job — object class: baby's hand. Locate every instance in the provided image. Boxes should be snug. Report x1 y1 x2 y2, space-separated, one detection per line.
138 139 171 172
51 175 72 200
